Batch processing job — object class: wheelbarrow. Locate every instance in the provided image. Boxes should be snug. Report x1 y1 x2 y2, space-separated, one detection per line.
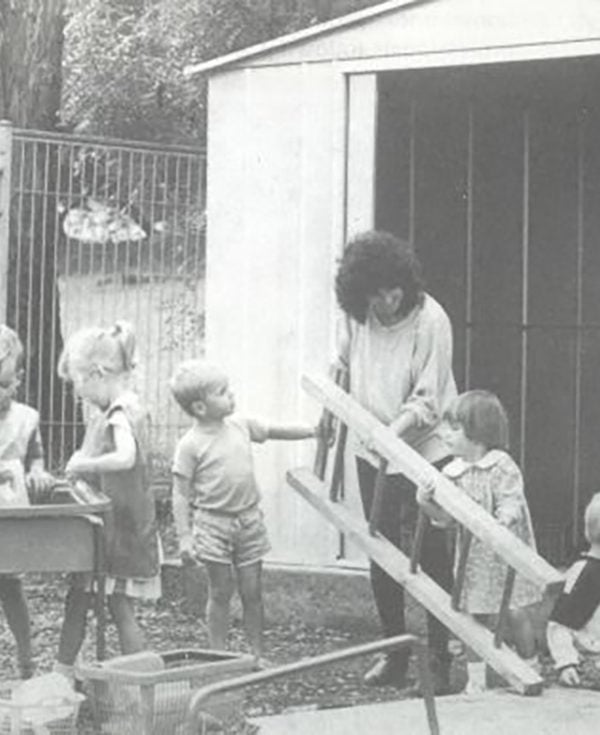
187 634 440 734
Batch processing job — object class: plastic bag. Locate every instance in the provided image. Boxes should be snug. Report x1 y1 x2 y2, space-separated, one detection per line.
11 672 84 728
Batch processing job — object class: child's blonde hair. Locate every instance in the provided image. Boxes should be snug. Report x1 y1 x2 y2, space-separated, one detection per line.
584 494 600 545
58 321 137 380
0 325 24 375
169 359 227 417
445 390 510 451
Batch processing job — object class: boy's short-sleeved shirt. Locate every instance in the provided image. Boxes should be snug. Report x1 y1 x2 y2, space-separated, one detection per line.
172 416 269 514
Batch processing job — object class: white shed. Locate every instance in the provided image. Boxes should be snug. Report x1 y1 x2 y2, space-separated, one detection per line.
187 0 600 566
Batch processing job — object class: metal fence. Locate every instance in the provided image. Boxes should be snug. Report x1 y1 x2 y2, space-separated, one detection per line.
0 121 206 476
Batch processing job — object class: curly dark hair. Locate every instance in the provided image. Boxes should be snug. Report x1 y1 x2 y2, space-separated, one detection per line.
335 231 424 323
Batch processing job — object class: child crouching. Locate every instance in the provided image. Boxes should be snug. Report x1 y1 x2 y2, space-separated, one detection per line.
170 360 318 665
547 494 600 687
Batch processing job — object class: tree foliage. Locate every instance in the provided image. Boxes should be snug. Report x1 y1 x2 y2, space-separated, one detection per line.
63 0 296 144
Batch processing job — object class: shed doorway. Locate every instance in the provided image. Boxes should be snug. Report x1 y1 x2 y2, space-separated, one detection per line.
348 58 600 563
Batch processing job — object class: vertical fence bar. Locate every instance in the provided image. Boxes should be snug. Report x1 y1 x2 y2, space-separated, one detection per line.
465 104 474 390
48 141 64 465
25 140 40 404
519 111 531 472
0 121 12 323
572 110 585 547
408 100 416 248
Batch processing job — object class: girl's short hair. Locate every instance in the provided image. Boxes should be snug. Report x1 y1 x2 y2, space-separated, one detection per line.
335 230 424 323
169 360 227 416
445 390 510 451
584 494 600 545
58 321 137 380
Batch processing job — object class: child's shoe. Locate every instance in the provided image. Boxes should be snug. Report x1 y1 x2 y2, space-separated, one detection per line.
464 662 487 695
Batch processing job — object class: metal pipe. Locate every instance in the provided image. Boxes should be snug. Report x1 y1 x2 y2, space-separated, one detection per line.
187 634 439 735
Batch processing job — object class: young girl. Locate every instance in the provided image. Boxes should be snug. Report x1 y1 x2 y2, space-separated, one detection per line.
54 322 160 680
417 390 540 694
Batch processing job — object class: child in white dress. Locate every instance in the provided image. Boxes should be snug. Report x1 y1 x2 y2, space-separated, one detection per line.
418 390 540 693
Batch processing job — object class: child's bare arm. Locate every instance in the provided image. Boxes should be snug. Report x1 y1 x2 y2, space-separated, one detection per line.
266 425 318 441
172 473 194 562
66 423 136 475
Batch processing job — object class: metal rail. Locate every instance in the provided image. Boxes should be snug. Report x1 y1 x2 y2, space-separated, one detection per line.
187 634 439 735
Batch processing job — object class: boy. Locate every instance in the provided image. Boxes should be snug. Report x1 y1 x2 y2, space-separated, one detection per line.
0 325 54 678
169 360 317 664
547 493 600 686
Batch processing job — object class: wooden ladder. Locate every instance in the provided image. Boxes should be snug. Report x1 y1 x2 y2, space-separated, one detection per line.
287 374 565 696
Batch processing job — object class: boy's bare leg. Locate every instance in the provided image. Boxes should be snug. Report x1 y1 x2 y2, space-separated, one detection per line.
236 561 263 660
0 576 33 677
205 561 234 650
108 593 145 654
57 583 91 666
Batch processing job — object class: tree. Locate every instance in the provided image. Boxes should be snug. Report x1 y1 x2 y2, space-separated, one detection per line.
0 0 65 128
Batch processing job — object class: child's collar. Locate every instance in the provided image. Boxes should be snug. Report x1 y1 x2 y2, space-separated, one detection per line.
445 449 506 478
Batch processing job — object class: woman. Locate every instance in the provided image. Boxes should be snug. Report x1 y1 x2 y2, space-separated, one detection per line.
335 230 457 692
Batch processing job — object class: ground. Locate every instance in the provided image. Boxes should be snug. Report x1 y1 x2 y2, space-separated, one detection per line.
1 566 598 734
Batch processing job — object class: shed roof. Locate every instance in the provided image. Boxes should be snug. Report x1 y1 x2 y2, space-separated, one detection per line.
184 0 600 76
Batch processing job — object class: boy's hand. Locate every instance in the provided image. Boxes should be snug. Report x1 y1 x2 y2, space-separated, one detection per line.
179 535 195 566
559 665 580 687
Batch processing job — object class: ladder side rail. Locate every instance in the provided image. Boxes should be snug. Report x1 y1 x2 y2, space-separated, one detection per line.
302 374 564 594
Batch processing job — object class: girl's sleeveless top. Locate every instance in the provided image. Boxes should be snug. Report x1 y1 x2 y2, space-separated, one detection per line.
81 391 159 579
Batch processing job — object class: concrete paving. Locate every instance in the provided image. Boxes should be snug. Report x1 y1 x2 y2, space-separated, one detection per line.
253 687 600 735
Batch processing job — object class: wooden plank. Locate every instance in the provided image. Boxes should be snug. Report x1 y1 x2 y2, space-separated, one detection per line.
287 467 543 695
302 374 564 593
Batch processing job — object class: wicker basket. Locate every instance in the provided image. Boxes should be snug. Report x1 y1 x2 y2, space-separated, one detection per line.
0 681 84 735
77 649 255 734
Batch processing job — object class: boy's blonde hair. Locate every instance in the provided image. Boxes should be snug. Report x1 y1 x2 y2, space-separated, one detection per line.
58 321 137 380
445 390 510 451
169 359 227 417
584 494 600 545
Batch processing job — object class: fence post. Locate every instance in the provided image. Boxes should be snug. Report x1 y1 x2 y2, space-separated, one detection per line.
0 120 12 324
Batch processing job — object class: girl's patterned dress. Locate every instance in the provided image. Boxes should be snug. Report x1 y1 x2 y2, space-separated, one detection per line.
444 449 540 614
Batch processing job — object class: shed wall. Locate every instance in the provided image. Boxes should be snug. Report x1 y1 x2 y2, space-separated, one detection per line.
205 64 345 564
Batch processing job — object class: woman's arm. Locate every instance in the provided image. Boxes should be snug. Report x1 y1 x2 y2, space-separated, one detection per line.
392 303 455 438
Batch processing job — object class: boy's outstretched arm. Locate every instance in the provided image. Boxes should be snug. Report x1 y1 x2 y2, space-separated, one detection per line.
172 473 195 564
266 425 319 441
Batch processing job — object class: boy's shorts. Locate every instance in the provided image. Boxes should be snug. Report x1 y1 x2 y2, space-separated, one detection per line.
192 505 270 567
